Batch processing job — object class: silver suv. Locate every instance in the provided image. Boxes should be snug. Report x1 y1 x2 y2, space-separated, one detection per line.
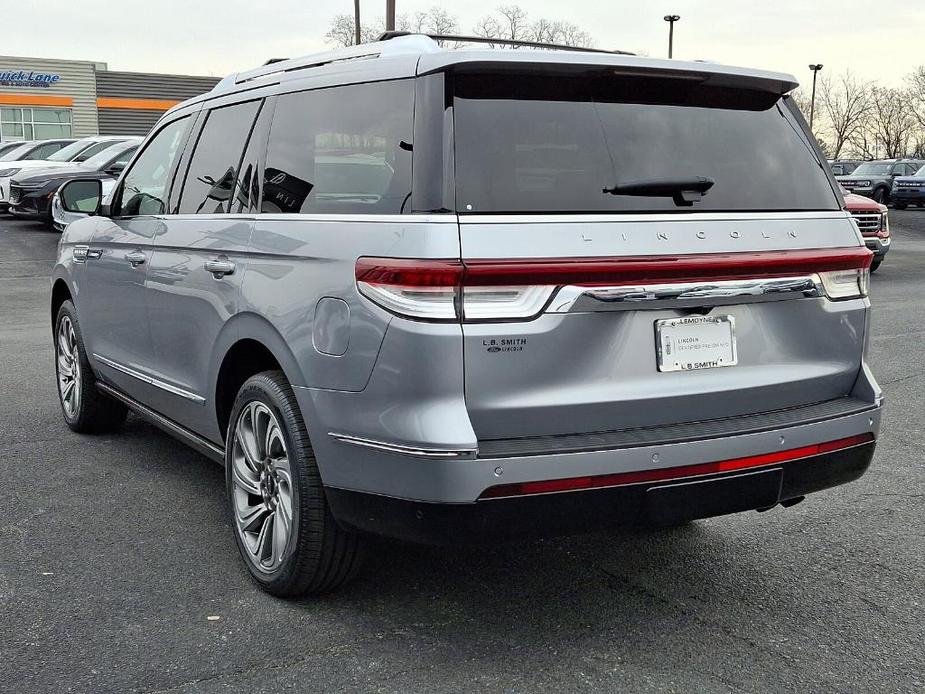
52 35 881 597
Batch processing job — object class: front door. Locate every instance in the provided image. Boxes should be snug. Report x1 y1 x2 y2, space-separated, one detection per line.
84 114 195 405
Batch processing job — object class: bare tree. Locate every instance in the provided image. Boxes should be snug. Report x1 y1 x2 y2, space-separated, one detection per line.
410 7 460 35
325 15 359 47
820 72 874 159
474 5 596 48
495 5 531 42
326 7 460 47
907 66 925 131
866 87 917 158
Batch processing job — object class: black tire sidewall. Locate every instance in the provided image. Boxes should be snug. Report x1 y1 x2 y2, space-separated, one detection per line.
225 374 309 593
55 301 91 427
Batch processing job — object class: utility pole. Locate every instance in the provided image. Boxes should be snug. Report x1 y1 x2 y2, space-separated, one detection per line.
809 64 824 131
386 0 395 31
663 15 680 58
354 0 361 45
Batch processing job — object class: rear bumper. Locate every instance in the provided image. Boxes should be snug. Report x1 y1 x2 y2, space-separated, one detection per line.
326 441 875 544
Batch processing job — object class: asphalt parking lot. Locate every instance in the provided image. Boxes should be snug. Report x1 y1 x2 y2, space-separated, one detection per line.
2 214 924 694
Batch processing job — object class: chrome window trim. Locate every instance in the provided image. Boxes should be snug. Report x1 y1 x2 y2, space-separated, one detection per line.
328 432 477 459
549 276 822 313
147 213 457 224
93 354 206 404
458 211 852 224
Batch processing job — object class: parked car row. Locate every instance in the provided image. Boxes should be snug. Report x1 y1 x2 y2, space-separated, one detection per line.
0 135 140 226
832 158 925 205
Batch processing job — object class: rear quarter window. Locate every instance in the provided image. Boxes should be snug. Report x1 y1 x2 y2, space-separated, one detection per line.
263 80 413 215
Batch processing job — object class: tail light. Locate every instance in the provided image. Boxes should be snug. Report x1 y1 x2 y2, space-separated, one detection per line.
356 248 873 322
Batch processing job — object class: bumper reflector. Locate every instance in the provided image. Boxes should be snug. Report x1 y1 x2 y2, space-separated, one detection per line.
478 433 875 499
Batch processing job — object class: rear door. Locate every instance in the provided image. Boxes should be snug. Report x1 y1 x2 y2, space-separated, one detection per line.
143 98 265 441
449 68 869 441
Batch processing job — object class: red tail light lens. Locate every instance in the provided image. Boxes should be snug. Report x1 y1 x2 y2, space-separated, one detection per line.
356 248 873 321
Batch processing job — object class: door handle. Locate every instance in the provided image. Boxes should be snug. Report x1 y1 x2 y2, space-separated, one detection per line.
124 250 146 268
204 258 236 278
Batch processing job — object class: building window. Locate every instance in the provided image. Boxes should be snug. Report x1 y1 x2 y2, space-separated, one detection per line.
0 107 72 140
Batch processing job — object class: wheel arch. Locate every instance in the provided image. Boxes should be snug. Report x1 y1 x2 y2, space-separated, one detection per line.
51 277 73 332
211 312 308 443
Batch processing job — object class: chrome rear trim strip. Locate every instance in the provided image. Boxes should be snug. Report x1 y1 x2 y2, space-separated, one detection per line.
93 354 206 404
328 432 477 459
549 276 821 313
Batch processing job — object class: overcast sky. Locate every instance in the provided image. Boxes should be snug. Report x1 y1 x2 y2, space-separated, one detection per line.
1 0 922 89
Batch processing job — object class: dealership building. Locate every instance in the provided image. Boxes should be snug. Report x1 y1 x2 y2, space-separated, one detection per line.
0 55 219 141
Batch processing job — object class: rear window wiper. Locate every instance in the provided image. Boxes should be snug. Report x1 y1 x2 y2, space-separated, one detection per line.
602 176 715 207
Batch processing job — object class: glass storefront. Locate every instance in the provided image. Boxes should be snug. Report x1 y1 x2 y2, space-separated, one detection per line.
0 106 72 140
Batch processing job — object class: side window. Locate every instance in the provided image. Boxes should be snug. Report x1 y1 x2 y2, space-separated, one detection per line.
74 140 121 162
178 100 261 214
108 146 137 172
117 116 192 216
28 142 65 159
263 80 413 214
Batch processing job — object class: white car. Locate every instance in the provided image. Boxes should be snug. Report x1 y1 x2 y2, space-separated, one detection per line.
0 136 132 211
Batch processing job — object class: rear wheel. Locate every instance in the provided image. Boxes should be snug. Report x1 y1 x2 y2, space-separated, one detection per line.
226 371 364 597
54 301 127 433
894 202 907 210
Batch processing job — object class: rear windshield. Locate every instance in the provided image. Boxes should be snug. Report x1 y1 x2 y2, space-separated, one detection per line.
452 71 839 213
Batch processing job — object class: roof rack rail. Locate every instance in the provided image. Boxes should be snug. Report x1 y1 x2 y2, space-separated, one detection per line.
377 31 634 56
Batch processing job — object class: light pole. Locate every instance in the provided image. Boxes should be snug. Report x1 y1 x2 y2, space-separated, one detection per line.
809 64 824 131
386 0 395 31
664 15 680 58
354 0 361 45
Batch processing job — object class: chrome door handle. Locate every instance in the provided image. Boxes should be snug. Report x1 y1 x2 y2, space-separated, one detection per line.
204 259 236 278
124 251 146 268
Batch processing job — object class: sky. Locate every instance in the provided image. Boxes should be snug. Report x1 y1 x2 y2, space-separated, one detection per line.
1 0 922 89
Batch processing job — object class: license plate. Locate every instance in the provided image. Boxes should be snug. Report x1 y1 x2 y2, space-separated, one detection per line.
655 315 737 372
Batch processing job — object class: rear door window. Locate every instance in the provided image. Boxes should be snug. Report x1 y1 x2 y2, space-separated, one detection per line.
452 71 841 213
263 80 413 214
178 100 262 214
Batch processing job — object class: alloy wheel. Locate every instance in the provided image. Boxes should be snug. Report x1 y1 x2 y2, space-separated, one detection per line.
56 316 81 418
231 401 295 573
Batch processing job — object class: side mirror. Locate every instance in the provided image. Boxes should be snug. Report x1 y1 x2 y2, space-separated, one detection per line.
104 164 125 176
59 179 103 215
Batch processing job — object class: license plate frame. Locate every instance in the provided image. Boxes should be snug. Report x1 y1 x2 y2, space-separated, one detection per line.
655 315 737 373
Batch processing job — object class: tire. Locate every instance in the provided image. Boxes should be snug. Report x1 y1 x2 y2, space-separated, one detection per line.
873 187 889 204
54 300 128 433
870 258 882 273
894 202 907 210
226 370 364 597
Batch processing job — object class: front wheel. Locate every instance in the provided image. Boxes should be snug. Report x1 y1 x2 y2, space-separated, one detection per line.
226 371 364 597
873 188 889 204
894 202 907 210
54 301 127 433
870 258 883 273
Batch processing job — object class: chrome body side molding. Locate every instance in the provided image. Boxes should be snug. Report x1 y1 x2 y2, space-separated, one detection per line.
93 354 206 404
96 382 224 463
328 432 477 459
